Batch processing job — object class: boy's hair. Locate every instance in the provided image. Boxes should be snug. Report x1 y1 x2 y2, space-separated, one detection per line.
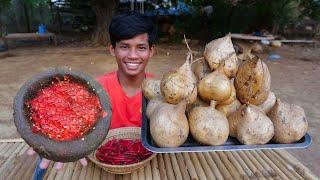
109 11 157 48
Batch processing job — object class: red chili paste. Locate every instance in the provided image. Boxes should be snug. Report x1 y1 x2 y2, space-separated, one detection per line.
27 78 101 141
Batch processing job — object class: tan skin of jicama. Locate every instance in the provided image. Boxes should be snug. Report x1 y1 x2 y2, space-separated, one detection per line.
28 33 155 170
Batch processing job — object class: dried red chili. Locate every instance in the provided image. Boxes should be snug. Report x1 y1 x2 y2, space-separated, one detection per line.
27 77 101 141
96 139 153 165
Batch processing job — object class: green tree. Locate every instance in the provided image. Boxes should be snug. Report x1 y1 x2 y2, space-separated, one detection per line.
62 0 119 45
0 0 11 36
0 0 11 14
90 0 118 45
54 0 118 45
269 0 301 33
301 0 320 22
1 0 118 45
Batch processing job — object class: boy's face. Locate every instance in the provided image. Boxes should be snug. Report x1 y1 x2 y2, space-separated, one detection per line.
109 33 155 77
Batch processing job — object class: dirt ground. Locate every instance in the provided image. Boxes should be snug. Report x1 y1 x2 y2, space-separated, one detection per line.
0 42 319 176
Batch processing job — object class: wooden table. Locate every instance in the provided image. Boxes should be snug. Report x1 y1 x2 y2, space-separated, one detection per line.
230 33 275 41
0 140 318 180
3 33 57 48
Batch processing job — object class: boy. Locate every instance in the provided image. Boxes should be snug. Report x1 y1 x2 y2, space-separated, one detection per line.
29 11 157 174
96 11 156 129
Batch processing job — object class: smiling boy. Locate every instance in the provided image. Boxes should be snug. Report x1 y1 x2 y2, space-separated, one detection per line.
97 12 156 129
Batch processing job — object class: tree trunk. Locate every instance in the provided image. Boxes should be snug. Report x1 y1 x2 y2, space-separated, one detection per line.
12 0 24 32
227 6 235 31
90 0 118 46
22 2 31 33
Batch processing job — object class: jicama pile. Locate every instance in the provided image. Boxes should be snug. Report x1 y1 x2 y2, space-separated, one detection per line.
142 34 308 147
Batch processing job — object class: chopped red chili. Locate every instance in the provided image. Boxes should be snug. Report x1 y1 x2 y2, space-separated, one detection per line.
27 77 101 141
96 139 153 165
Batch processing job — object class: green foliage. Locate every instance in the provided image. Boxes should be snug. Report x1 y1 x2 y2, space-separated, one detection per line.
163 0 310 40
269 0 301 32
2 0 320 39
0 0 52 33
19 0 51 28
0 0 11 36
0 0 11 14
24 0 46 6
301 0 320 22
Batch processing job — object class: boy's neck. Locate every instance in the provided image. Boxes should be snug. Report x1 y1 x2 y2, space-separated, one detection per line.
117 71 145 97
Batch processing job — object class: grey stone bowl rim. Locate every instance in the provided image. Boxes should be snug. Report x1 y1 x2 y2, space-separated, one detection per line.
13 68 112 162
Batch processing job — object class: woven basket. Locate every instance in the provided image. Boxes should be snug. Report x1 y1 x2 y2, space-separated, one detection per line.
88 127 156 174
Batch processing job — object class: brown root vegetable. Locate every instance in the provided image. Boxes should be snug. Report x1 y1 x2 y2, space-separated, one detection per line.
203 35 238 78
198 68 232 102
188 101 229 145
146 97 164 119
216 99 241 117
235 56 271 105
222 54 239 78
237 52 255 62
230 104 274 145
186 85 198 105
218 79 236 105
150 100 189 147
142 79 161 100
186 96 210 115
192 59 211 81
160 53 197 104
227 104 245 137
235 104 274 145
267 99 308 144
258 91 276 114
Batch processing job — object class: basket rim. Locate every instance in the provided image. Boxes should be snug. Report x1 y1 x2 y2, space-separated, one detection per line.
87 127 156 170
